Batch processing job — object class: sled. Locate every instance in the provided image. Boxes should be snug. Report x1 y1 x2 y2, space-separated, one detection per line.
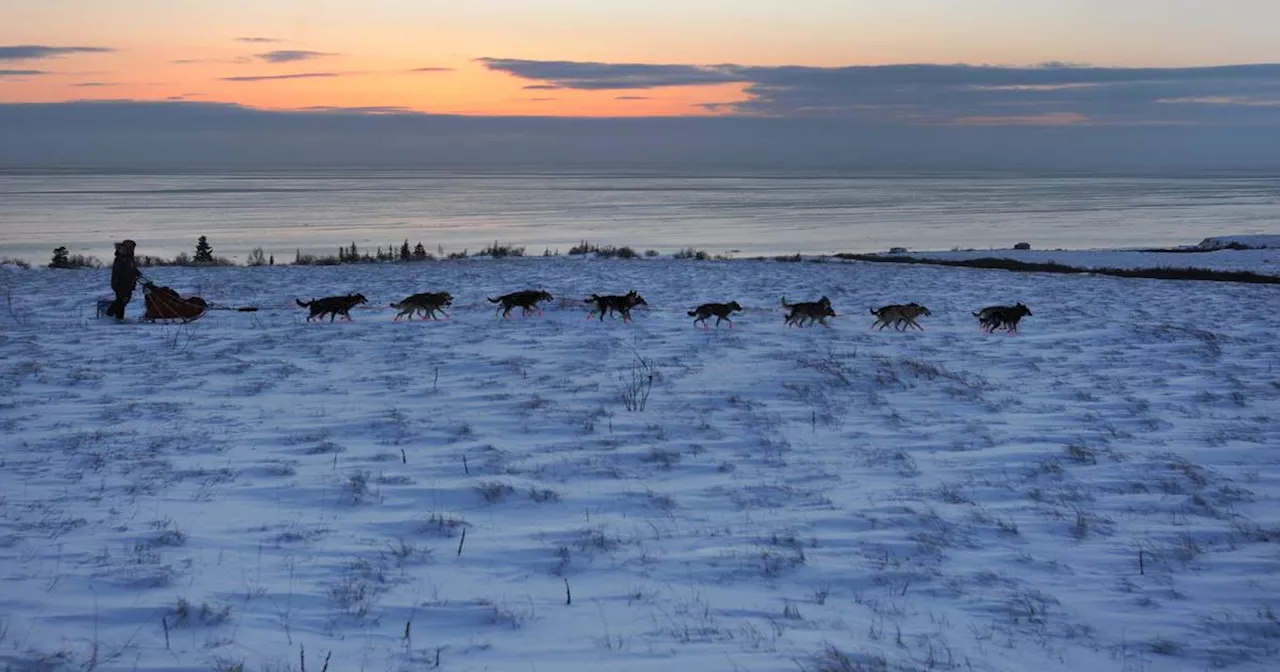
141 281 208 323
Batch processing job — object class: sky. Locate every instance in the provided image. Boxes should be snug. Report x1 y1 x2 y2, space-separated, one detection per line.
3 1 1280 168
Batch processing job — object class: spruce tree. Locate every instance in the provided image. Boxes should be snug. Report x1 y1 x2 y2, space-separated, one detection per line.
413 242 427 261
194 236 214 263
50 246 69 269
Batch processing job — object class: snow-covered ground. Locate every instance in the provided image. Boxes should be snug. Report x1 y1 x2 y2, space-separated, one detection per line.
1195 236 1280 251
874 236 1280 275
1 255 1278 672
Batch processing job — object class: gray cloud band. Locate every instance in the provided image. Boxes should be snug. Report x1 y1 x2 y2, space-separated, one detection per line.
478 58 1280 123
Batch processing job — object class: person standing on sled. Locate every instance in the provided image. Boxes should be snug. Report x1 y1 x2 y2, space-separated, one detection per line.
106 239 141 320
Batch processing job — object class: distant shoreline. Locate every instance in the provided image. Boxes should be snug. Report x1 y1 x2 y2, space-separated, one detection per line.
8 245 1279 285
831 253 1280 285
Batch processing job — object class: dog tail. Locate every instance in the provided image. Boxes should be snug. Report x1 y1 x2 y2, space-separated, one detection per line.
487 296 501 303
869 307 879 315
296 299 312 308
971 311 981 317
687 310 697 317
780 296 792 309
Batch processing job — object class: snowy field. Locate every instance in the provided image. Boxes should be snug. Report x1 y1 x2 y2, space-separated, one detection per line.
1 255 1278 672
876 236 1280 275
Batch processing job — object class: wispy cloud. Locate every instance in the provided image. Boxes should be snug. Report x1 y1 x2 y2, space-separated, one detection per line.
1159 96 1280 107
235 37 283 44
302 105 416 114
954 112 1090 126
71 82 116 87
522 84 560 90
221 72 340 82
0 45 114 61
480 57 1280 124
173 56 253 65
256 50 337 64
615 95 650 100
479 58 738 90
409 67 453 73
0 69 47 77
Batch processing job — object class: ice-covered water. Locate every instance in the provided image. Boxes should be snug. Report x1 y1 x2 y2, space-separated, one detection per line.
1 168 1278 264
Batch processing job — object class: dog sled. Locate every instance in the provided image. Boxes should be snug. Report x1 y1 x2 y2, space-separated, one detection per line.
141 281 209 323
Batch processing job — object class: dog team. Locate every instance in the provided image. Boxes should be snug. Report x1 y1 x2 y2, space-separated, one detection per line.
294 289 1031 333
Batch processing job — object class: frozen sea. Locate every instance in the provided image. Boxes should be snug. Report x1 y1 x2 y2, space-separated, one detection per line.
1 168 1278 264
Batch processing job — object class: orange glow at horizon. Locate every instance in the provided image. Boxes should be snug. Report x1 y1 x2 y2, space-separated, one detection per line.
5 1 1280 119
0 45 751 117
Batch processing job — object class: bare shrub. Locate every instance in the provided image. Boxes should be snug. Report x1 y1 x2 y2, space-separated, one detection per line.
646 489 677 510
758 546 806 577
576 526 621 553
328 576 377 617
210 656 246 672
642 446 680 469
529 486 562 503
418 512 469 537
475 480 515 504
477 598 534 629
1064 443 1098 465
800 642 889 672
619 355 655 412
246 247 268 266
170 597 232 627
383 539 433 567
149 518 187 547
478 241 525 258
341 470 378 505
595 245 638 259
328 559 389 618
673 247 709 260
